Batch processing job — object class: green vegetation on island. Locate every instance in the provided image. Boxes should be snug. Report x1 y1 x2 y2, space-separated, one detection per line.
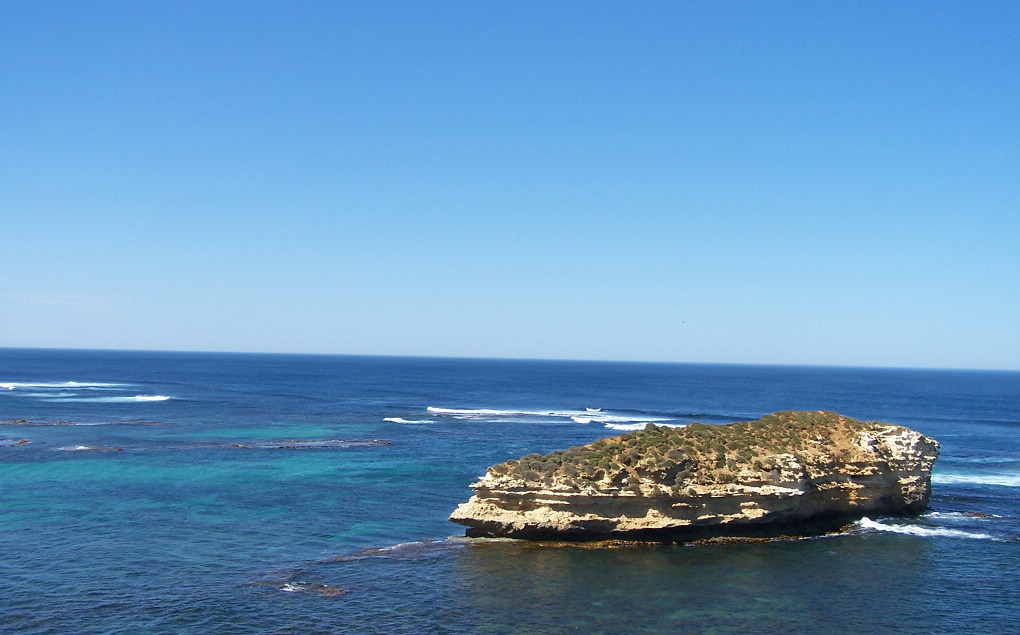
485 411 874 495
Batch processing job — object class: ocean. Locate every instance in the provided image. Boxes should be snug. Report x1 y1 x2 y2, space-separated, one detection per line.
1 349 1017 634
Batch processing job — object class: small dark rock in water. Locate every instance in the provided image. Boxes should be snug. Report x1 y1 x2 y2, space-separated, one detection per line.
251 578 346 597
2 419 73 426
223 439 391 450
291 583 346 597
57 445 124 452
1 438 31 447
1 419 171 426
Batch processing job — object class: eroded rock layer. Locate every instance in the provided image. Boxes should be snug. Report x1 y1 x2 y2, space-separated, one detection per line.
450 411 939 541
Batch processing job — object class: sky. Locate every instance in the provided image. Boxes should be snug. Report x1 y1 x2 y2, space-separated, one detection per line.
2 1 1018 369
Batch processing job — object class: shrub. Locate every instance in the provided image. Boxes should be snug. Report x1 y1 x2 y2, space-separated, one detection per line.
489 411 875 489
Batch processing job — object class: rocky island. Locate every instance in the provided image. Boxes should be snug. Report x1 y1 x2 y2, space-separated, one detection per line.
450 411 939 541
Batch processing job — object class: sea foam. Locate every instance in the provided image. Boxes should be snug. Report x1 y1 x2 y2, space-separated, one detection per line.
932 472 1020 488
426 406 678 429
1 381 128 390
858 517 993 540
605 422 658 431
43 395 171 403
924 511 1001 521
603 421 688 431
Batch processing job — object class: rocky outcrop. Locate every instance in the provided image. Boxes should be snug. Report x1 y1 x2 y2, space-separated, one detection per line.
450 411 939 541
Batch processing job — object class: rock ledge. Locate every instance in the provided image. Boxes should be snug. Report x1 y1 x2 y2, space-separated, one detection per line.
450 411 939 541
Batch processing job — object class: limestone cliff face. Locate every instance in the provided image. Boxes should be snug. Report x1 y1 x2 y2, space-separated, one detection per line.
450 411 939 541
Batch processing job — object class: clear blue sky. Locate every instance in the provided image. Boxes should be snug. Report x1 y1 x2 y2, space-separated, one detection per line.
2 1 1018 369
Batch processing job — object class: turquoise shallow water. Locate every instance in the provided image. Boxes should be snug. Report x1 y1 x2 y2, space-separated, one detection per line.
1 350 1018 633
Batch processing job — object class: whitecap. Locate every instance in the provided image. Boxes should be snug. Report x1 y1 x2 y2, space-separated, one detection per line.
43 395 171 403
605 421 687 431
427 406 585 421
946 456 1018 465
429 407 501 417
0 381 128 390
384 417 431 424
426 406 675 425
597 415 681 425
604 422 653 431
334 538 471 561
925 511 1001 521
857 517 993 540
932 472 1020 488
274 582 345 597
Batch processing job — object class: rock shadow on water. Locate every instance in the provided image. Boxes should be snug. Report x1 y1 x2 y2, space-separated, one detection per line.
1 418 173 426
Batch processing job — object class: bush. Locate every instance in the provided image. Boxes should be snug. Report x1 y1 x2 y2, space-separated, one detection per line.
485 411 873 490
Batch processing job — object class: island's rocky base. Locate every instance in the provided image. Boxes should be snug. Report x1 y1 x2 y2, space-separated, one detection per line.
450 411 939 542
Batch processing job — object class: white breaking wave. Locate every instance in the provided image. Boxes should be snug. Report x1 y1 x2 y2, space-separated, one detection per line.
604 422 655 431
857 517 993 540
427 407 566 418
426 406 675 426
606 421 688 431
43 395 171 403
932 472 1020 488
947 456 1018 465
1 381 128 390
384 417 431 424
924 511 1001 521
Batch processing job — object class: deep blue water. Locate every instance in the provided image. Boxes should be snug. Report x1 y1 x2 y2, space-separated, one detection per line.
1 349 1017 633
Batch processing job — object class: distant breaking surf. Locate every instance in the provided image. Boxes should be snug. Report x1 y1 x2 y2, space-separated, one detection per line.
1 381 172 403
425 406 683 429
42 395 171 403
1 381 127 390
932 472 1020 488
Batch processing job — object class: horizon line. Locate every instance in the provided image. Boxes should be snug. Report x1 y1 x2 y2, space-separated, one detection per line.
1 346 1016 374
